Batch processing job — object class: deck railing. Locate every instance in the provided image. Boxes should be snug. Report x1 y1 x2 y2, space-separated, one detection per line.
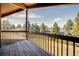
1 31 26 47
28 32 79 56
1 31 79 56
1 31 26 40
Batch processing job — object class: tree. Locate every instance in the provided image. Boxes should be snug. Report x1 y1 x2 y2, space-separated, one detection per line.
2 20 12 30
23 23 26 30
34 23 40 32
17 24 22 28
71 12 79 36
51 22 59 34
27 21 30 31
30 23 35 32
23 21 30 31
12 24 15 29
40 23 46 32
63 19 73 35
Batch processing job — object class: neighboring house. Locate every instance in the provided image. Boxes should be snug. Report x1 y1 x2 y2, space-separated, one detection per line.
59 28 65 35
45 26 51 33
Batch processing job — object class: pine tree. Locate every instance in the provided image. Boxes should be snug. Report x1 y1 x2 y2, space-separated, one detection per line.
23 23 26 30
51 22 59 34
17 24 22 28
40 23 46 32
34 23 40 32
30 23 35 32
23 21 30 31
71 12 79 36
12 24 15 29
63 19 73 35
27 21 30 30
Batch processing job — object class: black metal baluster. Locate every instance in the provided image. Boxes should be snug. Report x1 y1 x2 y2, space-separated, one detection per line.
73 42 75 56
61 39 63 56
53 38 55 56
57 38 59 56
66 39 68 56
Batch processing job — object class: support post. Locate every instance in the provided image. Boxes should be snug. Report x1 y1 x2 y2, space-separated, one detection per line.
26 9 28 40
0 3 1 48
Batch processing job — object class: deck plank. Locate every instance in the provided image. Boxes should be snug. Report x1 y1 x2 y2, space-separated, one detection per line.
19 41 37 56
9 44 16 56
25 40 51 56
0 40 51 56
0 45 10 56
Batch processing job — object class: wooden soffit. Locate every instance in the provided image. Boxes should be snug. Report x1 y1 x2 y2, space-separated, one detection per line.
1 3 79 17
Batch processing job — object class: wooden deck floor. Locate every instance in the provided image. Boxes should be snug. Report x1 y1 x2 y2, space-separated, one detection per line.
0 40 51 56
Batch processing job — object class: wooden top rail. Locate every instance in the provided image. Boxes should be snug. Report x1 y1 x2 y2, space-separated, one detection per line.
1 31 26 32
28 32 79 43
1 31 79 43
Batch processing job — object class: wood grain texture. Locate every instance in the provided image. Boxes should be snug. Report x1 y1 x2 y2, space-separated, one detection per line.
0 40 51 56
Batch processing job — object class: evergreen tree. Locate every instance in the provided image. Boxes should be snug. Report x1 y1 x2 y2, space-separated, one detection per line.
63 19 73 35
27 21 30 31
34 23 40 32
12 24 15 29
23 23 26 30
23 21 30 31
17 24 22 28
40 23 46 32
71 12 79 36
51 22 59 34
30 23 35 32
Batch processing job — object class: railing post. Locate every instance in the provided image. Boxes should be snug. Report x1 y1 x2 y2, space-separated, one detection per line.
0 3 1 48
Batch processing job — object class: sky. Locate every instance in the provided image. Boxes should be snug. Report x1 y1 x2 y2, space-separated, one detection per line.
2 4 79 28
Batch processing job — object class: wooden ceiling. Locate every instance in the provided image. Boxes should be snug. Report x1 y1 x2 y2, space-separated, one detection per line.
0 3 78 17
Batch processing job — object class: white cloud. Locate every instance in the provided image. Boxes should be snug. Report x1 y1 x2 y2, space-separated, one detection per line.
53 18 61 22
10 12 42 19
28 13 41 18
10 14 25 18
18 14 25 17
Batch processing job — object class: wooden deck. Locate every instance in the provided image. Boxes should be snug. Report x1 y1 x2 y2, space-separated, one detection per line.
0 40 51 56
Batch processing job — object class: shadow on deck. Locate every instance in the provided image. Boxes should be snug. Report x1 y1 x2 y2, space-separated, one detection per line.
0 40 51 56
